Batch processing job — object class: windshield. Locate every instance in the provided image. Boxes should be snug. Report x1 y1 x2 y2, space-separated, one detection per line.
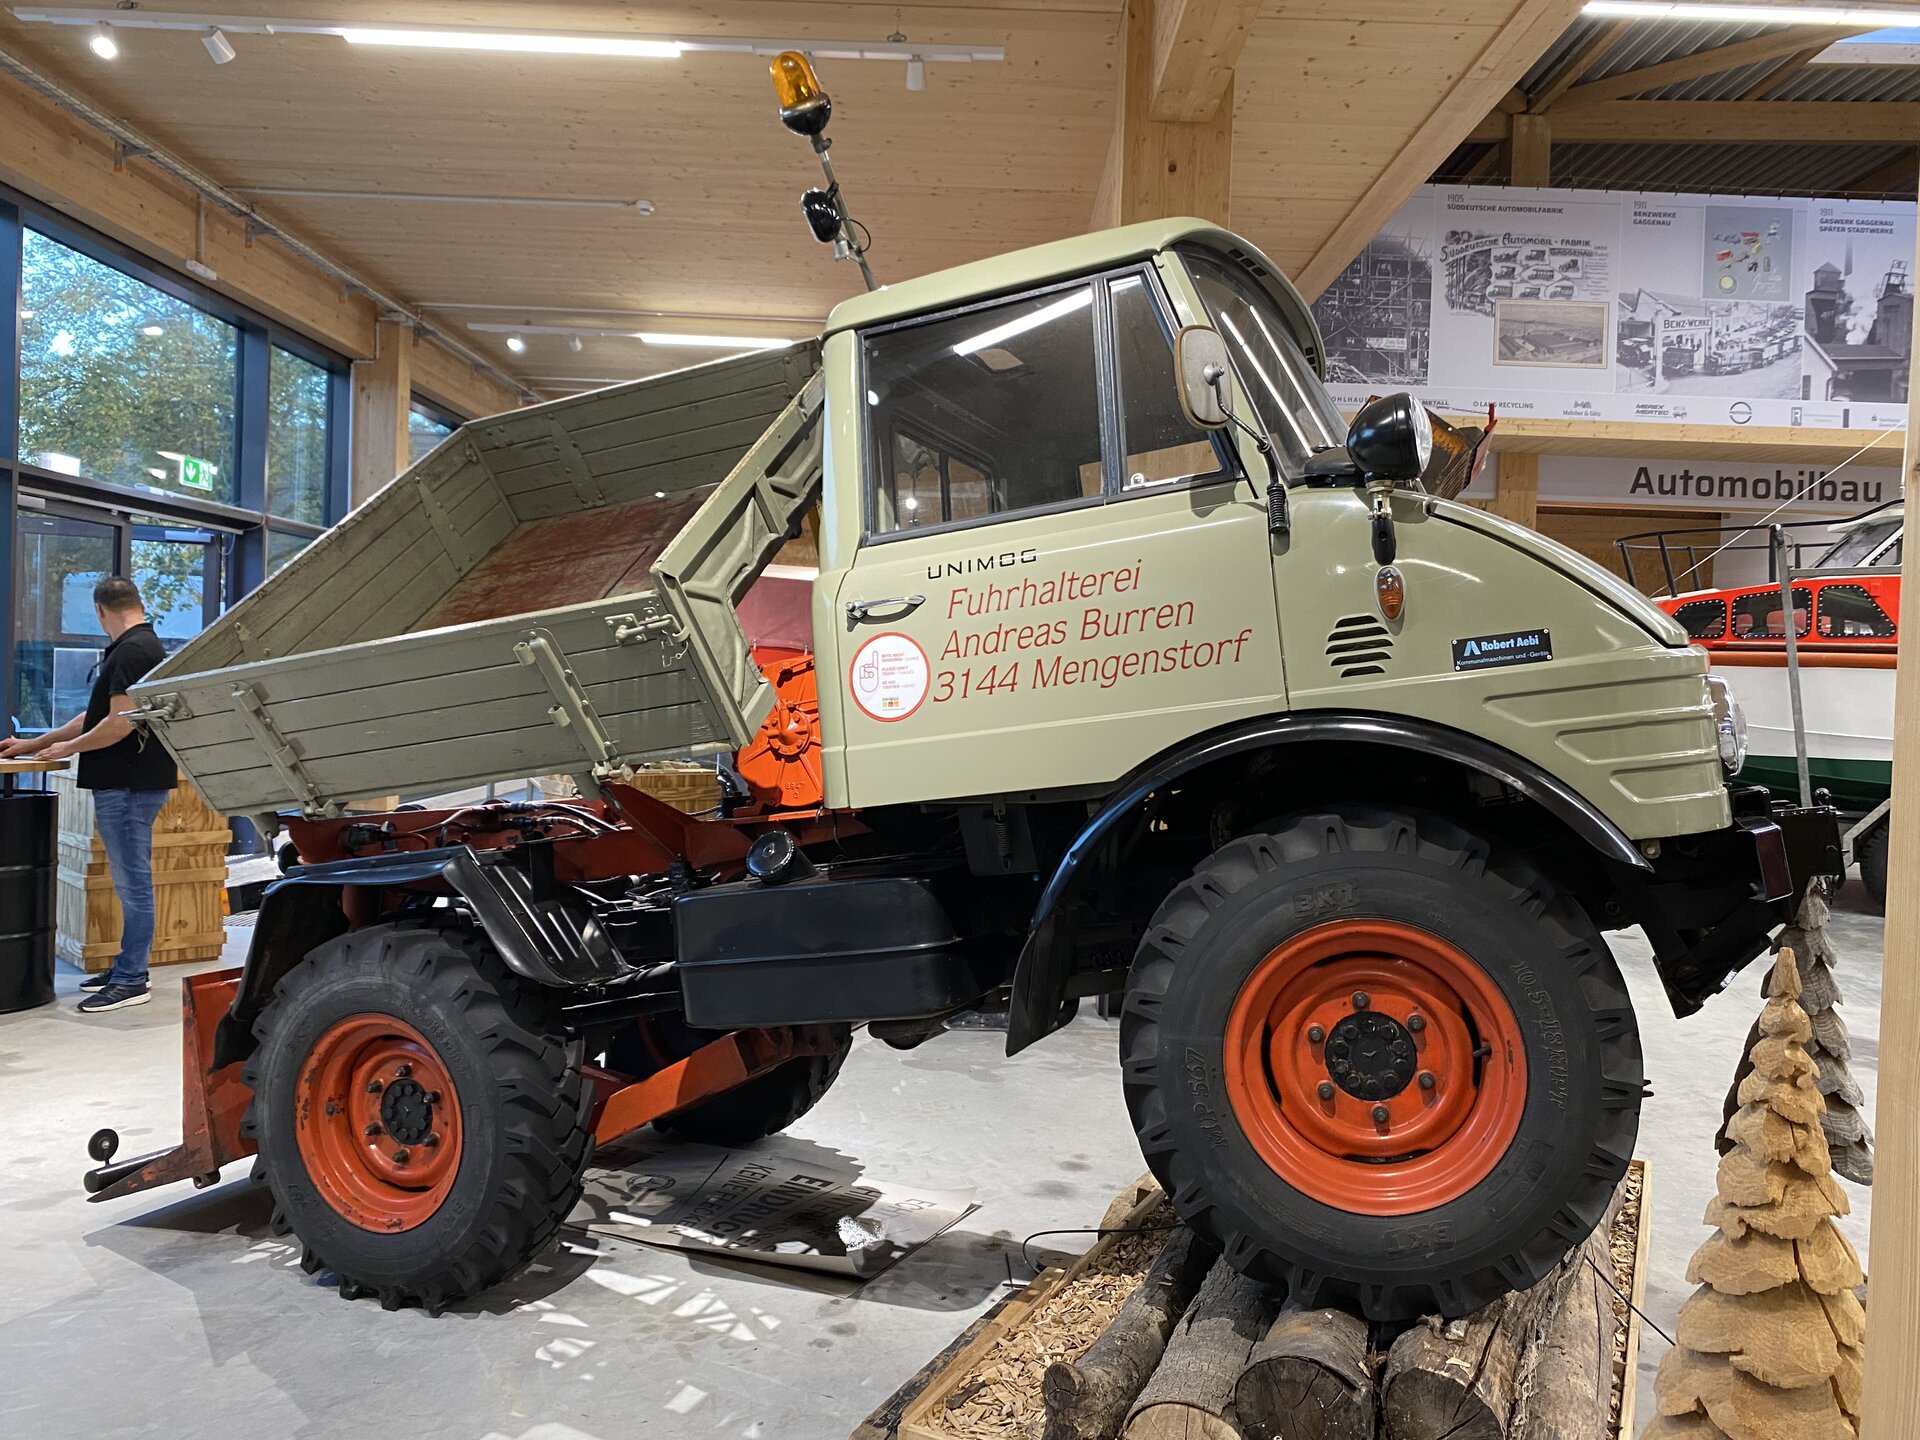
1816 518 1900 569
1182 250 1344 476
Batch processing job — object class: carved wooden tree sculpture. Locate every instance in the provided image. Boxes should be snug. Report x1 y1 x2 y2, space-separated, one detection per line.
1720 892 1873 1185
1647 947 1866 1440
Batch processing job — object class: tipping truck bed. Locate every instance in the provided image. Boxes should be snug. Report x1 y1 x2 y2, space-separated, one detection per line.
133 344 824 817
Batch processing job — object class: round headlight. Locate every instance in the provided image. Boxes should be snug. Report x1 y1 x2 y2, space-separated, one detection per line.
1705 674 1748 775
1346 392 1432 482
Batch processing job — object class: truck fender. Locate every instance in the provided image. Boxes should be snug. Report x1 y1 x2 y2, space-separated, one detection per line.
214 847 623 1067
1004 711 1650 1055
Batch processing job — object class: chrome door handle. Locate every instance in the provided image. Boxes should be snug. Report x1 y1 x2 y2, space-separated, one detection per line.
846 594 927 624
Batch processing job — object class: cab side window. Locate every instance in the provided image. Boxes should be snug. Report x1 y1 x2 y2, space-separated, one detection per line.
1110 274 1226 491
866 284 1103 536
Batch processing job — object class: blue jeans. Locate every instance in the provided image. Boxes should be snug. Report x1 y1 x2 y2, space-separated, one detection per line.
93 788 170 988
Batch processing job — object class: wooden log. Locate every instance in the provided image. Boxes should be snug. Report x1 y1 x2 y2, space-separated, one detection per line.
1233 1305 1375 1440
1382 1279 1559 1440
1511 1225 1623 1440
1123 1258 1272 1440
1043 1227 1216 1440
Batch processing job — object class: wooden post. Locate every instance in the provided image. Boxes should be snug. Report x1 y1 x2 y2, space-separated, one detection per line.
1510 112 1551 187
350 316 412 508
1857 159 1920 1440
1487 451 1541 530
1091 0 1235 230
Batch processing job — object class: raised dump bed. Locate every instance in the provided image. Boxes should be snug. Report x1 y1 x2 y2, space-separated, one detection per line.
134 344 824 818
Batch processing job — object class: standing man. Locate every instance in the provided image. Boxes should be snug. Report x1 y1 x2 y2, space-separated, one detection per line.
0 577 176 1012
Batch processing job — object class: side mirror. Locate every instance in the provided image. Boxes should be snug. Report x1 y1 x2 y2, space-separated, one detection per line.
1173 325 1233 431
1347 392 1433 482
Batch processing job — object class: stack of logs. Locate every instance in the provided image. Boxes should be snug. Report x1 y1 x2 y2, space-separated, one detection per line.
1041 1178 1632 1440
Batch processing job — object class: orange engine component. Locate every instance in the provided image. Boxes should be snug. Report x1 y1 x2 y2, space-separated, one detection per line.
735 650 824 813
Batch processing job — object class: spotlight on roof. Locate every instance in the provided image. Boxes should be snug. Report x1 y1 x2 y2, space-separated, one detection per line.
88 23 118 59
506 335 527 354
906 55 925 91
203 28 237 64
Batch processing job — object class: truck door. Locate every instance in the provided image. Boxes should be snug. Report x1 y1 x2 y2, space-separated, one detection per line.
824 267 1287 808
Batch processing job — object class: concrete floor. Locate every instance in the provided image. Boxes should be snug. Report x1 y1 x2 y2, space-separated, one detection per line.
0 887 1883 1440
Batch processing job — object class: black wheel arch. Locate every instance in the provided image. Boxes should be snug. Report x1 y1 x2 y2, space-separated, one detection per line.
214 845 620 1069
1005 710 1651 1055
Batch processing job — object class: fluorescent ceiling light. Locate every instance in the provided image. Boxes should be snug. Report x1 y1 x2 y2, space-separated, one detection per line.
9 10 1006 63
1583 2 1920 22
339 28 681 58
638 332 789 350
951 289 1091 358
237 187 653 213
87 20 115 56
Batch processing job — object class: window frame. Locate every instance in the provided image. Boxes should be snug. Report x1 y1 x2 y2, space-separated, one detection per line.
2 182 349 726
857 264 1236 548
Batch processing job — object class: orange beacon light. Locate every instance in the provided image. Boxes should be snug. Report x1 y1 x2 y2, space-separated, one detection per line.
771 51 832 136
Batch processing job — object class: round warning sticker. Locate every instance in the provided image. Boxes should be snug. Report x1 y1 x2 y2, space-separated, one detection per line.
848 632 930 723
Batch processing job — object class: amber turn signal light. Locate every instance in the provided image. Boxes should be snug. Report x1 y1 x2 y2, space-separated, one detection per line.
771 51 832 136
1375 564 1405 622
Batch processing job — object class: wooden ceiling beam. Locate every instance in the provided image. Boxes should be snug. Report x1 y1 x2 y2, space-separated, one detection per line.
1092 0 1233 229
1738 42 1832 101
1147 0 1264 122
1294 0 1586 299
1527 17 1633 112
1552 25 1868 109
1468 100 1920 144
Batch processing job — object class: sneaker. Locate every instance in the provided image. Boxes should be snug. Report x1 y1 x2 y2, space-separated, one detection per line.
78 983 151 1014
78 971 116 992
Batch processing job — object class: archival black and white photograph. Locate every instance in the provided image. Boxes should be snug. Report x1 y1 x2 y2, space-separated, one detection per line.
1801 205 1915 405
1493 298 1609 369
1310 233 1432 386
1614 293 1803 398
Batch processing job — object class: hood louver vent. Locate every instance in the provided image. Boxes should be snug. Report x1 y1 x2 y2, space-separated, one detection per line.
1326 615 1393 678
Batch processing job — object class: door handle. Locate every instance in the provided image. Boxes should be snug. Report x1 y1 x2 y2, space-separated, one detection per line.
846 594 927 624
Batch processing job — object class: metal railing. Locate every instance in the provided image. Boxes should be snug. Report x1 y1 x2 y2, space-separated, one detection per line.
1615 501 1899 597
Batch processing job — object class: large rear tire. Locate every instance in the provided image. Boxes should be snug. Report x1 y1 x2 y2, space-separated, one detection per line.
604 1015 851 1147
1855 819 1887 908
1120 807 1641 1320
244 923 592 1312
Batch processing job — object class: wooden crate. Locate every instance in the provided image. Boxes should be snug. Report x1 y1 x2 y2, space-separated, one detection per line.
50 772 230 973
626 765 723 815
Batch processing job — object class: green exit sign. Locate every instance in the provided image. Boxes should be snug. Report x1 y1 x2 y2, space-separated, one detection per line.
178 455 214 491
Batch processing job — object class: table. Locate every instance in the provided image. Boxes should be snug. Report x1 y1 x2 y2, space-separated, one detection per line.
1 759 67 1012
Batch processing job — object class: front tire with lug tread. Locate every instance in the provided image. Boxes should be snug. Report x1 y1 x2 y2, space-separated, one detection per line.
243 922 591 1313
1120 806 1642 1321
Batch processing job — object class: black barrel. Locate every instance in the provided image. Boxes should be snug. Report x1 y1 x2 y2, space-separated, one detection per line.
0 791 58 1013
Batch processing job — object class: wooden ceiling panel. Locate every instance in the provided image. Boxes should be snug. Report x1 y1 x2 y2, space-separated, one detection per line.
0 0 1580 384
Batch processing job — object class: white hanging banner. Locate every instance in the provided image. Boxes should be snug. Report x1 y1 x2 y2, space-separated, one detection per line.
1315 185 1914 433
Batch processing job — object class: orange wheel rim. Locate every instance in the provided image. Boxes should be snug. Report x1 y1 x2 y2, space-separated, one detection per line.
1223 920 1527 1216
293 1014 463 1233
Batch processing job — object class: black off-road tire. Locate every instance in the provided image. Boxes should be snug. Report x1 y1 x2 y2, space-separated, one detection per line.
243 923 592 1312
1855 820 1887 908
1120 806 1642 1321
605 1015 852 1147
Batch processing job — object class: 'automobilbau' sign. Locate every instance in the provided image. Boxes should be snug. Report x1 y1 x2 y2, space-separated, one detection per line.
1462 454 1893 515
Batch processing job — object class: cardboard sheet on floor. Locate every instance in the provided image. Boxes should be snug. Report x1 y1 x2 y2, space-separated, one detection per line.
580 1135 976 1278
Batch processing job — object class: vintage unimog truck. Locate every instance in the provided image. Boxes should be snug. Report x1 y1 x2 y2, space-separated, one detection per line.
85 216 1839 1323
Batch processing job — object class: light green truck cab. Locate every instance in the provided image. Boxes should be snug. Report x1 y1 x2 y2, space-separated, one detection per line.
807 219 1728 841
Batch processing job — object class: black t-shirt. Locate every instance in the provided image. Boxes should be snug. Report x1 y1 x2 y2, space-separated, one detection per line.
77 622 177 792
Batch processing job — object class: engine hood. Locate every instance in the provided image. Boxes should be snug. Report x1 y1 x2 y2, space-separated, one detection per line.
1432 499 1690 647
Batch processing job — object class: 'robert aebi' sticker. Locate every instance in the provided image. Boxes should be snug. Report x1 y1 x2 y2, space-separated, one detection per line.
848 632 931 722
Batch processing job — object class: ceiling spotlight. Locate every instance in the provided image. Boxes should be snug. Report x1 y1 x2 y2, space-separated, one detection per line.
203 28 236 63
88 22 117 58
906 55 925 91
567 335 584 353
506 335 527 353
140 324 164 337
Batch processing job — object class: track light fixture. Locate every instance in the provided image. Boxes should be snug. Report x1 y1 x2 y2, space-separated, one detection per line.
87 21 115 57
201 27 234 63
